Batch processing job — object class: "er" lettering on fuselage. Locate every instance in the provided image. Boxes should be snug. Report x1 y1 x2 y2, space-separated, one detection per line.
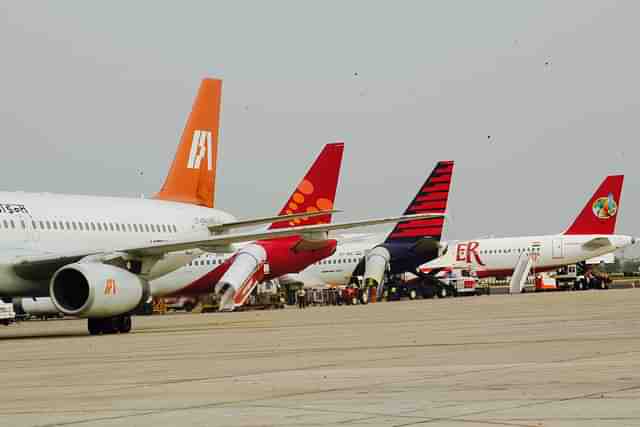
456 241 485 266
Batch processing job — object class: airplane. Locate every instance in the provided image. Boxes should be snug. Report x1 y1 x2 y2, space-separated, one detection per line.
150 142 347 310
0 78 442 335
422 175 636 281
290 161 454 299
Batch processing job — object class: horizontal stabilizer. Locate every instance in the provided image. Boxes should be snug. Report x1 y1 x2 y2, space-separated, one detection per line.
410 237 441 257
420 243 466 270
581 237 613 251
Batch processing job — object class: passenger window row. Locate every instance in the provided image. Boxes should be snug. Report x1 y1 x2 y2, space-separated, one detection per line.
190 258 225 267
318 258 359 265
0 218 178 234
479 247 541 255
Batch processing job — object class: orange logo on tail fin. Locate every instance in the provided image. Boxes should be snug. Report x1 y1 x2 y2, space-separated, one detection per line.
104 279 118 296
155 78 222 208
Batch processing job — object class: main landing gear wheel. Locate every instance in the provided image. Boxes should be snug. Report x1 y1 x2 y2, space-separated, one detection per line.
88 315 133 335
118 315 132 333
421 286 435 299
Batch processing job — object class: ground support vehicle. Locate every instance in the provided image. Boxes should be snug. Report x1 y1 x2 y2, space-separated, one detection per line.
553 263 611 291
382 268 478 300
164 296 197 312
0 301 16 325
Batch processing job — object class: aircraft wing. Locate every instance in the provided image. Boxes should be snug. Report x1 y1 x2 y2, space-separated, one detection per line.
207 210 340 233
12 213 443 280
129 213 443 256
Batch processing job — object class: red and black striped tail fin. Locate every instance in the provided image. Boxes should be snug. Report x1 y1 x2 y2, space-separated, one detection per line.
385 160 454 244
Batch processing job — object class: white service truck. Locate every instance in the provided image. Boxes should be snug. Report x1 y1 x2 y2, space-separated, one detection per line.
0 300 16 325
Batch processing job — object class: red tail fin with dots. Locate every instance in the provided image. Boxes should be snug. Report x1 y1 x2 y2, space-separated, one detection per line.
269 143 344 230
563 175 623 235
385 161 454 243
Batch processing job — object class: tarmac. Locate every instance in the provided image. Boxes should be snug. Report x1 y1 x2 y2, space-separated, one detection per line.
1 289 639 427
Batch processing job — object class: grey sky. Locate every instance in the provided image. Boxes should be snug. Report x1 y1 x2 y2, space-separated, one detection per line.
0 1 638 248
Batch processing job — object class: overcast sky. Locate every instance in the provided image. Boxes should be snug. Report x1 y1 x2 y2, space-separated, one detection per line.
0 1 638 251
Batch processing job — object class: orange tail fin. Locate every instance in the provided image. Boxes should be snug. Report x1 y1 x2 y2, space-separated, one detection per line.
269 142 344 230
155 78 222 208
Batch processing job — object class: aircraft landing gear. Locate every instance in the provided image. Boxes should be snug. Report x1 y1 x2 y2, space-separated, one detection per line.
88 315 132 335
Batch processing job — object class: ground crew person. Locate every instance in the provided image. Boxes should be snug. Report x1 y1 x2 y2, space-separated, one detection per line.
298 288 306 309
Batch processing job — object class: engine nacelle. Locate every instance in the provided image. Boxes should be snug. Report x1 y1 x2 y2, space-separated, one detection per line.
50 263 148 318
21 297 61 317
363 246 391 292
214 244 268 311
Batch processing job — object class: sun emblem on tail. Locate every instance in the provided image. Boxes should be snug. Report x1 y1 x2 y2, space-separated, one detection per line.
592 192 618 219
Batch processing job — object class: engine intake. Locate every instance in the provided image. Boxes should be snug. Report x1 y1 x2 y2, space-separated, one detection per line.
364 246 391 293
50 263 148 318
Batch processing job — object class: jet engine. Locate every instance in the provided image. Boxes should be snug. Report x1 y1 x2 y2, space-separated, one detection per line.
20 297 61 318
50 263 148 318
363 246 391 293
214 244 268 311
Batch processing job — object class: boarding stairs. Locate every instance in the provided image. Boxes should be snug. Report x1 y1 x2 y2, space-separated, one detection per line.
510 253 533 294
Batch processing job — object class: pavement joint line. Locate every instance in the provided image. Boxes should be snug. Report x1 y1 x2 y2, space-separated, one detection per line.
14 349 635 420
391 383 640 427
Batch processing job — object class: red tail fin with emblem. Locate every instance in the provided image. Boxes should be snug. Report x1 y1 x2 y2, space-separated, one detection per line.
269 143 344 230
563 175 623 235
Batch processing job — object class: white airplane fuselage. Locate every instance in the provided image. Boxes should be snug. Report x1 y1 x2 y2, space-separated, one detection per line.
0 191 235 297
441 234 634 277
295 232 634 286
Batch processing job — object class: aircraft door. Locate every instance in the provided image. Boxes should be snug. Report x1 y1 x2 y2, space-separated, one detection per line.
552 239 563 259
18 214 39 244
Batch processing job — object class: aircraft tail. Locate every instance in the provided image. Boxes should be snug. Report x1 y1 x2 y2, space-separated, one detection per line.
155 78 222 208
385 160 454 243
269 142 344 230
563 175 623 235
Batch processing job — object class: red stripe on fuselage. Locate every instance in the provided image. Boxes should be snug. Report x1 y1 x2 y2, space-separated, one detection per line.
473 265 565 279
